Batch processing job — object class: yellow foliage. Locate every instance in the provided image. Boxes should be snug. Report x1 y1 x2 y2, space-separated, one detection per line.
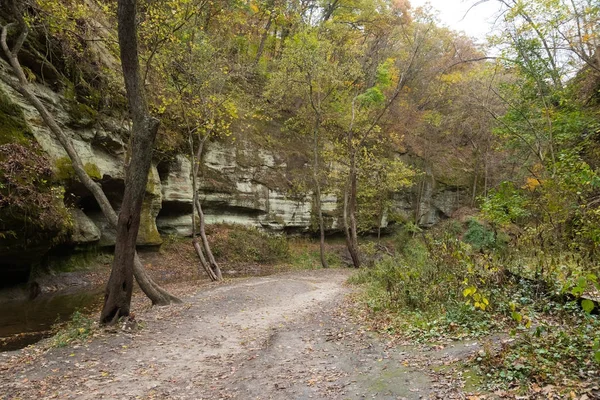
522 177 541 191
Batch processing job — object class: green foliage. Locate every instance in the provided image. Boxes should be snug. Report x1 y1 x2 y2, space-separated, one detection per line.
0 144 72 248
463 218 498 251
209 225 289 264
479 317 600 388
375 58 397 89
287 238 342 270
356 87 385 107
351 228 498 314
481 182 530 226
357 156 416 232
353 212 600 393
51 311 97 348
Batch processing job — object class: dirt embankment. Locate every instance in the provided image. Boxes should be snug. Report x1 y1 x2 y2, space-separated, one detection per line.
0 269 483 399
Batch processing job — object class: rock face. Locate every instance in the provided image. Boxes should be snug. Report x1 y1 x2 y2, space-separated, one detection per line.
0 60 162 252
393 178 467 228
70 208 101 244
156 142 320 235
0 55 468 272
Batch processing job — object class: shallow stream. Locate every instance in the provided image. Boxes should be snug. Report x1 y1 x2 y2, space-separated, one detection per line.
0 287 103 352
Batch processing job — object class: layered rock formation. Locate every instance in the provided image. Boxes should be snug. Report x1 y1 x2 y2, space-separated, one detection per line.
0 54 468 273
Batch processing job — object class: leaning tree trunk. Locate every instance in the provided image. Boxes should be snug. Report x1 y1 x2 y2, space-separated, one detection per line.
188 134 216 280
189 156 216 280
312 124 328 268
195 198 222 280
192 136 223 281
0 1 180 318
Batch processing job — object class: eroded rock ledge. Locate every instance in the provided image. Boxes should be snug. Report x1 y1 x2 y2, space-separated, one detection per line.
0 57 467 273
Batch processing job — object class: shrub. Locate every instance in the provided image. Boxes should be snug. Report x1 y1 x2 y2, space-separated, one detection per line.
479 317 600 388
463 218 496 251
52 311 97 348
351 236 468 311
0 144 72 248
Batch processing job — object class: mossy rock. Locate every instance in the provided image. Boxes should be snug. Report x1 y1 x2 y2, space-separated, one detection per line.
63 83 99 128
0 88 33 146
137 197 162 246
67 101 98 128
54 157 102 182
84 163 102 180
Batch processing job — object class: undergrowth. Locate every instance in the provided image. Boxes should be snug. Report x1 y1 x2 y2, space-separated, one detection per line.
350 220 600 395
287 237 344 270
51 311 97 348
208 224 289 265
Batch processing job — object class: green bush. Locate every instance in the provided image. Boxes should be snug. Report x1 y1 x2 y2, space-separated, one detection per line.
349 227 507 340
463 218 496 251
351 236 466 311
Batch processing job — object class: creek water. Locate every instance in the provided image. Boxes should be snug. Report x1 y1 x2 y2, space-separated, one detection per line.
0 287 104 352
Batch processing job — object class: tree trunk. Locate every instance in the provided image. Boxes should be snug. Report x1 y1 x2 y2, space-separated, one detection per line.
101 0 163 324
312 125 328 268
254 13 273 65
188 133 213 279
0 11 180 314
193 236 216 280
196 198 222 280
191 179 215 280
377 207 383 241
191 136 222 281
133 254 180 304
342 155 360 268
348 157 360 267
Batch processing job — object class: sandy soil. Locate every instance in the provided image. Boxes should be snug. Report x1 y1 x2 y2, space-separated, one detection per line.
0 269 485 399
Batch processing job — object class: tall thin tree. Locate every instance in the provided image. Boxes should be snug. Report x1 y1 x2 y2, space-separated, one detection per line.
100 0 164 323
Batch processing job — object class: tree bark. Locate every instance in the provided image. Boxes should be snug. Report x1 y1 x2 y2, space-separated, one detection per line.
347 156 360 267
342 99 360 268
254 13 273 66
342 158 360 268
312 123 328 268
195 198 222 280
101 0 164 324
0 9 180 314
193 236 216 280
191 136 222 281
188 133 214 279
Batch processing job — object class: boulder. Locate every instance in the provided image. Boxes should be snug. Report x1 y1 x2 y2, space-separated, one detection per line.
70 208 101 244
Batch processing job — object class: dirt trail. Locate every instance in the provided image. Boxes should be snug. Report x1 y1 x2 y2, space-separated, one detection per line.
0 269 481 399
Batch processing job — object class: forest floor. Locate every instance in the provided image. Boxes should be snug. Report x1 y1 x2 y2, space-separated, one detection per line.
0 268 495 400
